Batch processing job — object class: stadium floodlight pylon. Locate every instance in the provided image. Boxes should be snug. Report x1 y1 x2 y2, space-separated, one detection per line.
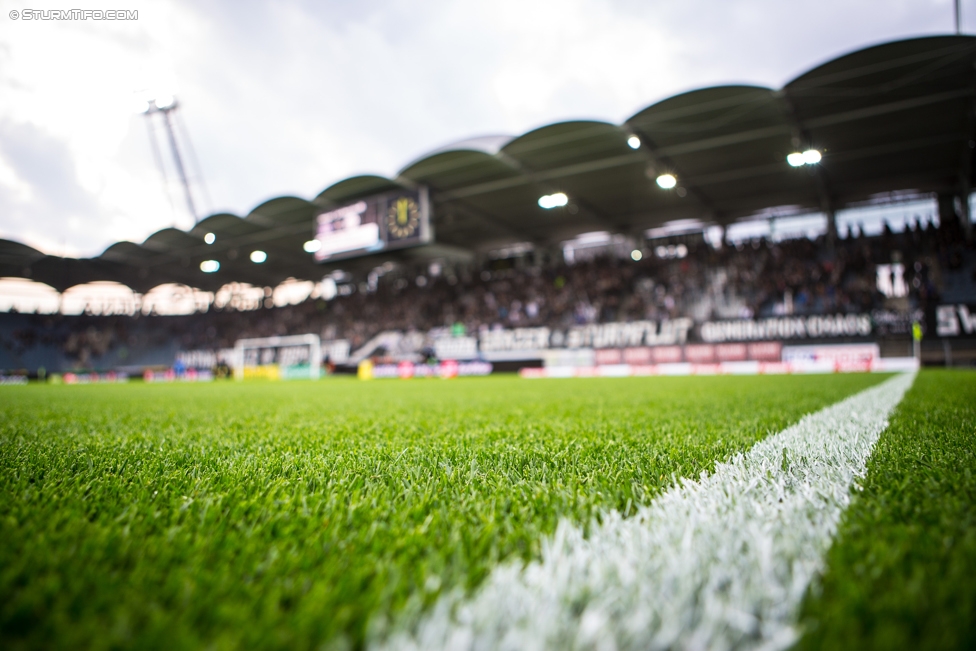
233 334 322 380
143 96 208 224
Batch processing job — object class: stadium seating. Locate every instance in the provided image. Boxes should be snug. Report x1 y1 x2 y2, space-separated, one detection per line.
1 215 971 374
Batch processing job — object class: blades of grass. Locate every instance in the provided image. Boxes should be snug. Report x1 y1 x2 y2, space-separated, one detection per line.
797 369 976 651
0 374 883 650
376 373 914 651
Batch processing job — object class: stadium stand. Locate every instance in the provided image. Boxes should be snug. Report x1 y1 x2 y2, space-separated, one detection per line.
1 35 975 374
1 214 972 373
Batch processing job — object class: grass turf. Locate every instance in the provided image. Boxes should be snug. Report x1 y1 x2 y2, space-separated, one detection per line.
0 373 882 650
797 369 976 651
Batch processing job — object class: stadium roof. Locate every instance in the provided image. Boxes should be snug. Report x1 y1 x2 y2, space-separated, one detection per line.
3 35 976 292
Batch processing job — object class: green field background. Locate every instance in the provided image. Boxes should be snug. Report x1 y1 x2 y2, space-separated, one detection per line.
798 369 976 651
1 374 883 650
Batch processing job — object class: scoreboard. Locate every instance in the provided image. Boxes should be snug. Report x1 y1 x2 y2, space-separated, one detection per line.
313 187 432 262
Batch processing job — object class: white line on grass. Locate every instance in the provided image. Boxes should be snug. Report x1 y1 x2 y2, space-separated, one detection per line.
375 372 916 651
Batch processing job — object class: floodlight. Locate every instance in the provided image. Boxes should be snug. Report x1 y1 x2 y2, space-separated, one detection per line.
200 260 219 273
154 95 176 110
631 249 643 261
627 136 641 149
204 232 216 244
250 250 267 263
538 192 569 209
656 174 677 189
788 149 821 167
303 240 321 253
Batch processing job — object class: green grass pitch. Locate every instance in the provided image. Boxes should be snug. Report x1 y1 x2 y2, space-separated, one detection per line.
798 369 976 650
0 371 971 650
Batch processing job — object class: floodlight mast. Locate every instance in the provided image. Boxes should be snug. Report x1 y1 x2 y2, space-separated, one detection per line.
144 97 201 223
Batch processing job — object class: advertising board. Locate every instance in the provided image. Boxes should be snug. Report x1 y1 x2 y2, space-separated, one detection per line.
935 304 976 336
466 315 867 360
368 360 492 379
699 314 871 343
434 336 479 360
781 343 880 372
591 342 783 366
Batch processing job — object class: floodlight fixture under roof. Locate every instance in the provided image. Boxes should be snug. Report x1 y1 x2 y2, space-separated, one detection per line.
538 192 568 209
656 173 677 189
788 149 822 167
153 95 176 110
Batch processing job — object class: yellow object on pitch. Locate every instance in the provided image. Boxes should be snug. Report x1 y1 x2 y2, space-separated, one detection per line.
357 359 374 380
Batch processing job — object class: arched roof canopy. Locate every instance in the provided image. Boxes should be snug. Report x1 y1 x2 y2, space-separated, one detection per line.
501 120 630 169
190 213 263 239
401 135 513 168
315 175 405 208
30 257 130 293
247 196 318 227
141 227 203 253
3 35 975 294
0 239 46 263
626 85 816 222
100 241 147 260
400 149 516 191
505 120 678 233
784 35 976 205
421 121 653 245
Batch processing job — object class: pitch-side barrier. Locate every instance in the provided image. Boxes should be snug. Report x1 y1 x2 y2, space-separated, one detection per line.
520 357 918 378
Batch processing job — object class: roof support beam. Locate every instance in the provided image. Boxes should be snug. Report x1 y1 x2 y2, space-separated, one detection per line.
659 88 973 158
683 132 964 188
437 193 528 242
120 221 316 269
787 42 976 91
957 99 975 240
780 90 836 220
436 89 974 206
493 151 619 231
439 152 642 200
802 88 974 130
626 126 721 220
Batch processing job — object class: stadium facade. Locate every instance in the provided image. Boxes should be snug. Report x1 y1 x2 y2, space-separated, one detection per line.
1 35 975 376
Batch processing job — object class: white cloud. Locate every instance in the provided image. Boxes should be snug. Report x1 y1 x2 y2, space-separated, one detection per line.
0 0 195 254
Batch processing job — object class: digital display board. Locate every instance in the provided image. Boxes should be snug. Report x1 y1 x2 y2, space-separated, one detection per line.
314 187 432 262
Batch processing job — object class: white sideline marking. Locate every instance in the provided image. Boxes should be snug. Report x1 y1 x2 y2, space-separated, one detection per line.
375 373 916 651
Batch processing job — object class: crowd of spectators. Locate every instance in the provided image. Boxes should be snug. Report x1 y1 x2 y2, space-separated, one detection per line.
1 213 972 369
174 214 964 352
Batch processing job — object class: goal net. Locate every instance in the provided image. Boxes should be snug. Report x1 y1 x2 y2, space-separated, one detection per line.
233 334 322 380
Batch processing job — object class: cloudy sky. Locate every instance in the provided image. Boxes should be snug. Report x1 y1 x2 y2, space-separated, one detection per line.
0 0 968 257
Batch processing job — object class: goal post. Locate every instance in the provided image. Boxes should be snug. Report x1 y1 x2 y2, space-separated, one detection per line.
233 334 322 380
